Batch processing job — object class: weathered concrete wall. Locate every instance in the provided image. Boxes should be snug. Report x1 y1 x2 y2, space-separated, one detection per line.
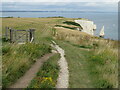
75 20 96 35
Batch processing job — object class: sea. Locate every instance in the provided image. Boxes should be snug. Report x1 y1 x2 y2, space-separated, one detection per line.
1 11 118 40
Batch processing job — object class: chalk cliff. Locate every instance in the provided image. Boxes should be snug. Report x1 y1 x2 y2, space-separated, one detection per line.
74 20 96 35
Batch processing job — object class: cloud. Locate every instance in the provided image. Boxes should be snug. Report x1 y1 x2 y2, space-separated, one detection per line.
2 0 119 2
84 2 118 7
85 2 98 6
2 2 118 12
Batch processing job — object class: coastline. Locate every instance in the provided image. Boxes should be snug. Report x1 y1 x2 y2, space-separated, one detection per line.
1 16 118 41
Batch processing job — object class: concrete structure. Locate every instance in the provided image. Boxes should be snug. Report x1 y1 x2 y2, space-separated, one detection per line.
74 20 96 35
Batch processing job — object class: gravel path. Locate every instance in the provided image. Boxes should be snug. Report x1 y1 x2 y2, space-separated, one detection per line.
9 53 55 88
51 41 69 88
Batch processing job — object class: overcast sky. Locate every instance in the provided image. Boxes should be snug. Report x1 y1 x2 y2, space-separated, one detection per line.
2 0 119 2
1 0 119 12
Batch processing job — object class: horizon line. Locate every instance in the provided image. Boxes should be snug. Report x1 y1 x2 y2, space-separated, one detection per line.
0 10 118 13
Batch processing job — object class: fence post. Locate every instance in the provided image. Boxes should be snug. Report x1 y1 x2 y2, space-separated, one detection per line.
29 29 32 42
14 30 17 42
5 27 8 40
29 29 35 43
26 30 28 42
10 28 13 43
32 29 35 42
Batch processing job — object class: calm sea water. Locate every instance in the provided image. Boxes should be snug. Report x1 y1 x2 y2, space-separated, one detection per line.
1 12 118 40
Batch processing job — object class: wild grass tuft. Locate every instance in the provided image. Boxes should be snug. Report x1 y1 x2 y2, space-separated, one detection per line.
88 40 118 88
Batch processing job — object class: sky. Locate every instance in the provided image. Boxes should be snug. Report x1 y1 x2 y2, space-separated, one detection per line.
1 0 119 12
2 0 119 2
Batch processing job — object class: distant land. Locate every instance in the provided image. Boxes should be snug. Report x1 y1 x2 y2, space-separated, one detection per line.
0 11 118 13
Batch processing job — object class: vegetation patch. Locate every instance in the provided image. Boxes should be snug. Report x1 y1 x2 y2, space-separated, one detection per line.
72 44 93 49
55 25 77 30
2 17 68 88
2 43 51 88
2 17 118 88
55 40 93 88
28 53 60 88
55 39 118 88
87 40 118 88
63 21 83 29
46 16 65 18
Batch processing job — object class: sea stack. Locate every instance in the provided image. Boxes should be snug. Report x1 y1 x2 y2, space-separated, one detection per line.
99 26 105 38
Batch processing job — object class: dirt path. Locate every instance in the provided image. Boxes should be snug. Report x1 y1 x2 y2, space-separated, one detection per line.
9 53 55 88
51 41 69 88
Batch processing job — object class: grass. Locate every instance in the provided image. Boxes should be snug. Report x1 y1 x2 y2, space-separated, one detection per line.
2 17 118 88
2 17 72 88
87 40 118 88
54 24 118 88
2 17 67 87
55 39 118 88
55 40 93 88
55 24 77 30
54 26 93 45
2 42 51 87
28 53 60 88
63 21 83 29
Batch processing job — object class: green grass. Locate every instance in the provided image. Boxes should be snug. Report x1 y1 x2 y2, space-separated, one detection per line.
55 39 118 88
55 25 77 30
2 17 118 88
28 53 60 88
63 21 83 29
55 40 93 88
87 41 118 88
2 17 66 87
2 42 51 88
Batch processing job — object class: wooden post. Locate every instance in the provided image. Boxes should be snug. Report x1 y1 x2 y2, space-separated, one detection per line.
29 29 35 43
26 30 28 42
10 29 13 43
32 29 35 42
14 30 17 43
29 29 32 42
5 27 8 40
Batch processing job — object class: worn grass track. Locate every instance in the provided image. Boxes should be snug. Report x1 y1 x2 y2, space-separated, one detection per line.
9 53 55 88
56 40 93 88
